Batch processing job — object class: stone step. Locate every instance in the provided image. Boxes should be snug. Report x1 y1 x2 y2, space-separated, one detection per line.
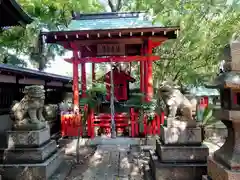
148 150 207 180
1 140 57 164
156 142 209 163
0 149 64 180
59 137 142 146
50 159 74 180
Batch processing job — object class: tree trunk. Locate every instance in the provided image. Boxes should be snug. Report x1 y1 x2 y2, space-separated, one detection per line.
38 56 46 71
108 0 122 12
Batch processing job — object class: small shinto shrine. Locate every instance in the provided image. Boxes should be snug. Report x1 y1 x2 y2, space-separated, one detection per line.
102 66 135 101
40 12 180 137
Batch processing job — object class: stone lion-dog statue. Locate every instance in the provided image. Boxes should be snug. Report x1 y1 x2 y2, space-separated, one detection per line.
10 85 46 130
158 81 196 127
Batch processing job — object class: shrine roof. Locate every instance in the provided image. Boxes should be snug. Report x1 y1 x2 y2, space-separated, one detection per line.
0 64 72 82
42 12 179 44
64 12 165 31
0 0 33 27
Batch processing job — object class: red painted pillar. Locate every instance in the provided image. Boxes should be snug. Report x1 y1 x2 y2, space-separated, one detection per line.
140 61 144 94
144 61 148 101
71 43 80 113
146 40 153 102
140 47 145 99
81 63 87 98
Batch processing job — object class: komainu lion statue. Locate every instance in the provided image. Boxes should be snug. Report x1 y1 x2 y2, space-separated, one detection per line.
10 85 46 130
158 81 196 127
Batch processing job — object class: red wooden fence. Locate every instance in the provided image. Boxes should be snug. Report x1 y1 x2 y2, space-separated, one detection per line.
61 107 165 138
129 108 164 137
88 112 129 138
60 113 82 137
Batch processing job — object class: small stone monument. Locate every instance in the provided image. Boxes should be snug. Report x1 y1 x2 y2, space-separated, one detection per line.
0 85 68 180
202 40 240 180
147 82 209 180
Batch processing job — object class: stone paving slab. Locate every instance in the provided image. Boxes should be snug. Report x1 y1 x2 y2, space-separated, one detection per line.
66 144 145 180
65 137 225 180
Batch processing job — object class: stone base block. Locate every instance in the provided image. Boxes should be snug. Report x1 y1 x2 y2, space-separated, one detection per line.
49 159 74 180
207 157 240 180
213 109 240 122
0 149 63 180
2 140 57 163
160 125 202 145
149 150 207 180
7 128 50 148
156 141 209 163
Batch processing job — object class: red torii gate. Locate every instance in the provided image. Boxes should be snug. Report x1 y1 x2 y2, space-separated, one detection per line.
41 12 179 137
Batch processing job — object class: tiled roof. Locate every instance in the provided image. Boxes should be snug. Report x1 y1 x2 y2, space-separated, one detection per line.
58 12 166 31
0 0 32 27
0 64 72 82
190 86 219 96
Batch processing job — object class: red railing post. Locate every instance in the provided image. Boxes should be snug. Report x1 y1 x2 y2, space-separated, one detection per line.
144 114 147 136
80 114 83 137
90 109 94 139
130 108 135 137
66 115 71 136
67 115 71 136
161 111 165 125
152 115 156 135
156 113 160 134
61 114 66 137
87 109 91 137
135 110 139 136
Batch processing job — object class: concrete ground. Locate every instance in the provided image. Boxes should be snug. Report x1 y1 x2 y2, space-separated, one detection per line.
63 137 223 180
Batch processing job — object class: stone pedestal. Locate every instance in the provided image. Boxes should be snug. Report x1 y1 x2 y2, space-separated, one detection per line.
160 125 202 145
0 127 68 180
203 110 240 180
207 156 240 180
147 125 208 180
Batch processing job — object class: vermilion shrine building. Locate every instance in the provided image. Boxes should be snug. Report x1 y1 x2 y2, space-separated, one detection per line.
41 12 180 137
101 67 136 101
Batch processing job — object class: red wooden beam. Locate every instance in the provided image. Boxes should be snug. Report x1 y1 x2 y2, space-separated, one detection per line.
64 56 160 64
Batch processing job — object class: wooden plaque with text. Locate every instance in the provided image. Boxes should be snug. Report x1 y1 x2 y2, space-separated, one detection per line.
97 44 125 56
